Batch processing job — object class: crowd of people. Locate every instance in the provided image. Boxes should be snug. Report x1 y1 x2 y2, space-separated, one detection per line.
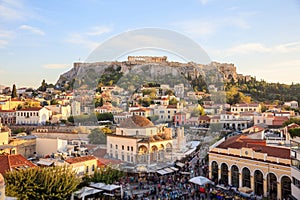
117 150 253 200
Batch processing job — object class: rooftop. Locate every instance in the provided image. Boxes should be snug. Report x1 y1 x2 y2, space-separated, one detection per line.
119 115 154 128
65 155 97 164
0 154 36 175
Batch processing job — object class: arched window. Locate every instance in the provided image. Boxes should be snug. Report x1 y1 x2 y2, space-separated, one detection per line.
242 167 251 188
267 173 277 199
254 170 263 196
231 165 239 188
281 176 291 199
221 163 228 186
211 161 218 184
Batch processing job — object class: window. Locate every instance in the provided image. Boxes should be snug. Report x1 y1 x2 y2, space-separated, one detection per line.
122 145 124 150
115 144 118 149
127 146 129 151
110 144 112 148
86 166 89 173
92 164 95 171
121 154 124 161
127 155 130 162
131 146 133 151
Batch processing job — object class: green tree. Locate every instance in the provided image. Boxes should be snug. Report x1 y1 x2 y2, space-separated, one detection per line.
50 99 59 105
96 112 114 121
67 116 74 123
82 166 124 186
11 84 17 98
5 166 80 200
169 97 178 105
88 128 107 144
39 79 47 92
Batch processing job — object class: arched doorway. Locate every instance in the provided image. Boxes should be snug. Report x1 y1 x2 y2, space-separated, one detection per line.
281 176 291 199
267 173 277 200
211 161 218 184
231 165 239 188
242 167 251 188
151 145 158 161
220 163 229 186
254 170 263 196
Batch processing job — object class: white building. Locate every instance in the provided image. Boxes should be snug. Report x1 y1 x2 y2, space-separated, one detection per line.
284 100 298 109
231 103 261 114
16 107 52 125
71 100 81 116
107 115 173 165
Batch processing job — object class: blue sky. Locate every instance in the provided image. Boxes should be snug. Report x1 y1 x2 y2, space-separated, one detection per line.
0 0 300 88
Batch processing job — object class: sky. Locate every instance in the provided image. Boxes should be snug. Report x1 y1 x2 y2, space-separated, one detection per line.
0 0 300 88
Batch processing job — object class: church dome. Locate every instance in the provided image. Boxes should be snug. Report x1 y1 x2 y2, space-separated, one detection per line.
120 115 154 128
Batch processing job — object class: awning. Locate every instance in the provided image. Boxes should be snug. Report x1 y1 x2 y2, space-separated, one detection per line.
37 160 54 166
100 184 121 191
157 169 168 175
170 167 179 171
176 162 185 168
180 171 191 175
163 167 174 173
74 186 103 198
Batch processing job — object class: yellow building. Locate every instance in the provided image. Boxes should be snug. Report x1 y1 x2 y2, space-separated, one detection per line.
209 134 291 200
65 155 98 176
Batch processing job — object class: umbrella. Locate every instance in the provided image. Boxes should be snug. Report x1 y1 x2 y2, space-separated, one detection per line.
189 176 213 186
238 186 253 193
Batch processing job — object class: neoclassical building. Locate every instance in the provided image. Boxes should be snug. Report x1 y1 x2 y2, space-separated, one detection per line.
107 115 173 165
209 134 291 200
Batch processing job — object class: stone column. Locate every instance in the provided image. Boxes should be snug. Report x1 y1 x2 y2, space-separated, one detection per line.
228 170 232 186
277 181 281 200
218 168 221 184
263 178 268 198
239 173 243 188
250 175 254 191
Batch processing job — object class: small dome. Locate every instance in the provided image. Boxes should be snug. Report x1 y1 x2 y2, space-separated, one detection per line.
0 173 4 186
120 115 154 128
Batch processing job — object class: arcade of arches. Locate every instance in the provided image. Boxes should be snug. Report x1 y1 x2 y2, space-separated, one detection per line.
210 160 291 199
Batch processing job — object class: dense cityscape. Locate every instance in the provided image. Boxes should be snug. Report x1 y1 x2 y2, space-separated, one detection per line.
0 56 299 200
1 1 300 200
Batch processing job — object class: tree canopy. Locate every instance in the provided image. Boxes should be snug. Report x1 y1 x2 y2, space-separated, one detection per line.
5 166 80 200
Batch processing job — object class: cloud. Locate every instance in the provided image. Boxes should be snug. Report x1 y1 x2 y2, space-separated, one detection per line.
199 0 211 5
86 26 112 36
19 25 45 35
43 64 68 69
66 25 112 49
172 17 250 38
0 0 25 21
66 33 100 50
217 41 300 57
0 30 15 48
225 43 270 55
172 20 216 37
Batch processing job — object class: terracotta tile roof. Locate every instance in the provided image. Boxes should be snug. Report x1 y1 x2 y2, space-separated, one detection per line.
119 115 154 128
217 135 290 159
0 154 36 175
18 107 43 111
198 115 210 121
91 148 107 158
167 105 177 109
97 160 105 167
65 155 97 164
96 158 123 166
0 110 16 113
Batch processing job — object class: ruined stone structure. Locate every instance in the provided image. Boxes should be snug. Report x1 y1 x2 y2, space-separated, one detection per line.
128 56 167 63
